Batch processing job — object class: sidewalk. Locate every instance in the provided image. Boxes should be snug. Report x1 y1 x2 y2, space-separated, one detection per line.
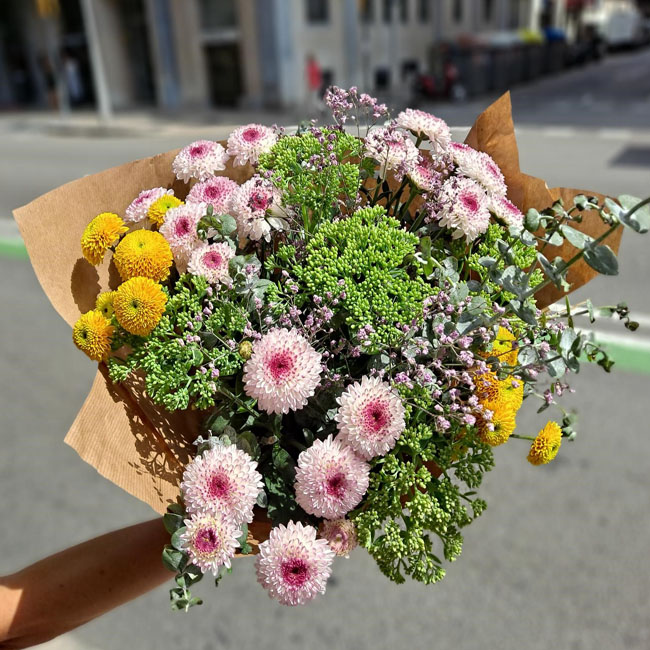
0 106 305 139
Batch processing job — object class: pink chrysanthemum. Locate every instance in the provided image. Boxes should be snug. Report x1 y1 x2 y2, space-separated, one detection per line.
396 108 451 153
489 195 524 229
243 328 322 414
186 176 238 214
256 521 335 606
319 519 358 557
125 187 172 224
187 242 234 286
172 140 229 183
159 202 205 264
226 124 278 166
229 176 284 242
365 127 419 174
408 153 442 192
294 435 370 519
181 445 263 525
335 375 406 460
437 177 491 241
180 512 242 575
453 146 507 197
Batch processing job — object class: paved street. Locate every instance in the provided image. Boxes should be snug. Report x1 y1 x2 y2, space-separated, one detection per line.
1 48 650 650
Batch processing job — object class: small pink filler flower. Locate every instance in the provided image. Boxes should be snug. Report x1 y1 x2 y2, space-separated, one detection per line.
243 328 322 414
180 512 242 575
226 124 277 166
335 375 406 460
256 521 335 606
294 435 370 519
319 519 358 557
172 140 229 183
181 445 263 526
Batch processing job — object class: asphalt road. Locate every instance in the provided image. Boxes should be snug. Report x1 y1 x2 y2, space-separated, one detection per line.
1 48 650 650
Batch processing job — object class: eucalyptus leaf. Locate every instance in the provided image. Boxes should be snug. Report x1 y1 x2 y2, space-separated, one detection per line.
560 225 593 250
171 527 187 551
525 208 541 231
617 194 650 233
162 545 187 573
583 245 619 276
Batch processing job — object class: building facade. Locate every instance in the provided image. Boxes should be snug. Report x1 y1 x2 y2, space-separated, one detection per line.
0 0 573 113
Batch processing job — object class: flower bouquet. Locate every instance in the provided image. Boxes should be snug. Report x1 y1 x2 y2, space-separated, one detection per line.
14 89 650 609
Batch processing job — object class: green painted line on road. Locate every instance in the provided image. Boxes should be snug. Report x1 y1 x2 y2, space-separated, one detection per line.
592 333 650 377
0 237 28 259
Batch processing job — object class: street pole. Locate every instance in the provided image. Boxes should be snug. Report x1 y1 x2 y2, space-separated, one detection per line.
79 0 112 121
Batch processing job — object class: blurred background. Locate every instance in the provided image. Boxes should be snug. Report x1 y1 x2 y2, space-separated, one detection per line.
1 1 650 650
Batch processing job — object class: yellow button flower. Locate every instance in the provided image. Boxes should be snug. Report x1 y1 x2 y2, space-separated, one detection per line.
527 421 562 465
72 310 114 361
113 230 173 282
148 195 183 227
477 402 516 447
95 290 117 319
81 212 128 265
113 277 168 336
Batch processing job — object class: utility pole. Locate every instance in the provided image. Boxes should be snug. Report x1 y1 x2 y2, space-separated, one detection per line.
79 0 113 121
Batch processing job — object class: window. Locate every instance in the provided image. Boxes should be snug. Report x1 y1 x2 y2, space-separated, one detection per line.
360 0 375 23
399 0 408 23
382 0 392 23
306 0 329 23
483 0 494 22
452 0 463 23
417 0 430 22
199 0 237 29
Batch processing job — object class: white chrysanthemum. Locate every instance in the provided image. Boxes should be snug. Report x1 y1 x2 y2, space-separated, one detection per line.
256 521 335 606
229 176 284 242
172 140 229 183
408 153 442 192
396 108 451 153
243 328 322 414
365 127 419 174
181 445 263 525
294 435 370 519
452 145 507 198
187 241 234 286
180 512 242 575
335 375 406 460
125 187 172 223
319 519 358 557
159 202 205 264
437 177 491 241
186 176 238 214
226 124 277 166
489 195 524 229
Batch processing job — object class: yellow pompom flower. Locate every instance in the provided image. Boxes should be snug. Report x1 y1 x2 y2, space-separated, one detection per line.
492 327 518 366
113 277 167 336
527 421 562 466
113 230 173 282
72 310 114 361
81 212 128 265
148 195 183 227
498 376 524 411
95 291 117 319
477 402 516 447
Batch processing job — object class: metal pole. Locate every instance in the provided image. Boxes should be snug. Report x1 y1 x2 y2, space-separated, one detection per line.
79 0 112 121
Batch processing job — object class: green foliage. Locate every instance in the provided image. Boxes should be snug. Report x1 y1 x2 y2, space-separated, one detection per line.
107 274 247 411
293 205 428 348
351 384 493 585
258 128 361 228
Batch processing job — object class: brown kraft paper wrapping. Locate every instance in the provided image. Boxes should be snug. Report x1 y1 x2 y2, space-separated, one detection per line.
13 96 622 528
